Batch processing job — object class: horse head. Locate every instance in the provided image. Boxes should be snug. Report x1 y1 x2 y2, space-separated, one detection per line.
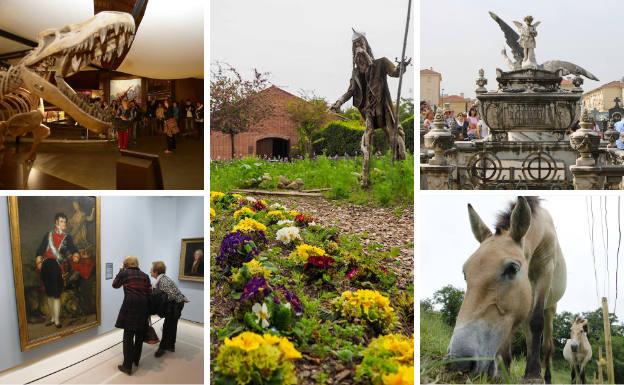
447 197 534 376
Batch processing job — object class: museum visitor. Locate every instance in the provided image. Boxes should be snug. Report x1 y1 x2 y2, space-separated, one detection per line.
112 256 152 376
150 261 190 358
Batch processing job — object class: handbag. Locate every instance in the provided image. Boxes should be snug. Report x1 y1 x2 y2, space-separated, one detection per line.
144 318 160 345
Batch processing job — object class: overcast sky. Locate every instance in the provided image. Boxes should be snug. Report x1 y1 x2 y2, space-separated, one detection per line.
210 0 414 105
421 0 623 98
421 195 624 322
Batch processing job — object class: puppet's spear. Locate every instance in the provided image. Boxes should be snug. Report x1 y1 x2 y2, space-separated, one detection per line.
393 0 412 163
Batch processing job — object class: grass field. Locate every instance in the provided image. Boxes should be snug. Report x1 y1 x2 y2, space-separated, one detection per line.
420 309 571 384
210 154 414 207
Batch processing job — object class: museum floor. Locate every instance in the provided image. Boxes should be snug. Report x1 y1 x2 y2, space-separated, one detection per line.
1 135 204 190
0 318 204 384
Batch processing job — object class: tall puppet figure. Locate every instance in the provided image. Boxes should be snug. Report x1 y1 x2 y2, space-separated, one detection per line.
331 29 410 187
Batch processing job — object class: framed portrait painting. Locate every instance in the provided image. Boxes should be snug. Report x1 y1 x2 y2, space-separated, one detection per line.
9 196 101 351
179 237 204 282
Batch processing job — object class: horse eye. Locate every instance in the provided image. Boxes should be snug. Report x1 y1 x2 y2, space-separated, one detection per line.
502 262 520 279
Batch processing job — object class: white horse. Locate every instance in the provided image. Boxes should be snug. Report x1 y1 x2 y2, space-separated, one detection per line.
563 316 592 384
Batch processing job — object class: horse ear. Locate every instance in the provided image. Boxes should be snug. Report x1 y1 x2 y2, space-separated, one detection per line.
468 204 492 243
510 197 531 243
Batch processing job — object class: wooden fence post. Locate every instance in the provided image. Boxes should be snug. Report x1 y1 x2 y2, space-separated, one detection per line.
602 297 615 384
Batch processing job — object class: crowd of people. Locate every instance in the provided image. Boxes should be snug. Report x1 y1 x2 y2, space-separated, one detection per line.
420 101 489 140
101 97 204 154
113 256 189 375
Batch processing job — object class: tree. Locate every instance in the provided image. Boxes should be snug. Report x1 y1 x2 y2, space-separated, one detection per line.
432 285 465 327
398 97 414 122
285 93 331 159
210 62 273 159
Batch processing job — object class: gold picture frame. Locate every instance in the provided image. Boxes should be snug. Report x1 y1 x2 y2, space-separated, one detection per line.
8 196 101 351
178 237 204 282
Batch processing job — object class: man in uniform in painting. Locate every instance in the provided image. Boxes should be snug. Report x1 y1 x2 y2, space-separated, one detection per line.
35 213 79 328
189 249 203 276
331 29 410 187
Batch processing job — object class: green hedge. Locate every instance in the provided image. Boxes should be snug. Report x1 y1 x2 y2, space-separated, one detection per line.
312 117 414 156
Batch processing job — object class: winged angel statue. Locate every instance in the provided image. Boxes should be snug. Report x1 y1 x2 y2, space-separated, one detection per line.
489 11 599 81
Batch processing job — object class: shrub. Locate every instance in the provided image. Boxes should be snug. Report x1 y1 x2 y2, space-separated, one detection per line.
401 115 414 153
214 332 301 385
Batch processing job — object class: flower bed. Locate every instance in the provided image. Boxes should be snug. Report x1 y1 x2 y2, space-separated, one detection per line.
211 191 414 384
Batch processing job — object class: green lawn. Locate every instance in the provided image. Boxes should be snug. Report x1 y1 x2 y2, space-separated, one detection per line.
420 309 571 384
210 154 414 207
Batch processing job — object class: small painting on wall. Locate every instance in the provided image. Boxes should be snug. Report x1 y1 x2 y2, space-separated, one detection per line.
179 237 204 282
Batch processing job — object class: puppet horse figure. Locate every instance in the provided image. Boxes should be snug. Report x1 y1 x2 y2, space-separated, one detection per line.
447 196 567 383
563 316 592 384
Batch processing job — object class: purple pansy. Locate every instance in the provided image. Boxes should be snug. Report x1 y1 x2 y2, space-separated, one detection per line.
217 231 258 268
240 275 271 302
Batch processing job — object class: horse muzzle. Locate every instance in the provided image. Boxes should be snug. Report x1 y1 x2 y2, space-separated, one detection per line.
447 322 502 376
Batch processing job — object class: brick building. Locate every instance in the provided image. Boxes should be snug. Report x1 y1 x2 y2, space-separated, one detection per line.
211 86 306 160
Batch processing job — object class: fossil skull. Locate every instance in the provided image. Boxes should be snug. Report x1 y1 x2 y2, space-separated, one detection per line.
18 11 135 133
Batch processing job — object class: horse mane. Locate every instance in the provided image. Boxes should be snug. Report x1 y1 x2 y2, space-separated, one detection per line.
495 196 541 235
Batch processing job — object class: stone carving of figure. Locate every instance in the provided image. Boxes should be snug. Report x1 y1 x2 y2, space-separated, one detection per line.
69 201 95 251
513 16 540 68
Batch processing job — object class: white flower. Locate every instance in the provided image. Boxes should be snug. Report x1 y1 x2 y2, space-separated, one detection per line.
252 302 270 328
246 197 257 204
277 219 294 226
276 226 301 245
270 203 287 211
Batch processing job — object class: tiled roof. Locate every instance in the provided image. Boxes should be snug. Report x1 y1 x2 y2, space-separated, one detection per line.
585 80 624 94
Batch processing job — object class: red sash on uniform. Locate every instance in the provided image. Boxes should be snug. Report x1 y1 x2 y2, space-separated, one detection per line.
43 231 66 273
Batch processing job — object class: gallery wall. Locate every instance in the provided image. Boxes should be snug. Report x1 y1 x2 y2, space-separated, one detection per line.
0 196 204 373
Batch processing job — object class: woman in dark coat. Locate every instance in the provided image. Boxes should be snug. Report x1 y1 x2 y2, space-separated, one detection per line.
113 256 152 375
150 261 189 357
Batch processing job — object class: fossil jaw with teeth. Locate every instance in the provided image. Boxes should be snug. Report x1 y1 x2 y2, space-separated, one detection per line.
0 11 135 157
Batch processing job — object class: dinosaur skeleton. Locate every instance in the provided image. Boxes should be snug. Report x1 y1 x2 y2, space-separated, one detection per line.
489 11 599 81
0 11 135 158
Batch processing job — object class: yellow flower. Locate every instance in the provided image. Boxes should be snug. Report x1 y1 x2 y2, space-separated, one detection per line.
382 365 414 385
244 259 271 279
232 217 267 233
232 193 243 200
290 243 326 262
224 331 265 352
381 335 414 363
211 191 225 203
263 333 281 345
288 210 300 217
278 337 302 360
233 206 255 219
266 210 286 221
210 208 216 222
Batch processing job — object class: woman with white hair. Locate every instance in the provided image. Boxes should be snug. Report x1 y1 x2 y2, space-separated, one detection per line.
150 260 189 357
113 256 152 375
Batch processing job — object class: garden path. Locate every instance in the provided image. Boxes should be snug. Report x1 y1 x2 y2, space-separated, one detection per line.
270 196 414 290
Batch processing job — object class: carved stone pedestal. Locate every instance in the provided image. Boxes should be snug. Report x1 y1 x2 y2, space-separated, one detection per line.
421 164 455 190
570 165 605 190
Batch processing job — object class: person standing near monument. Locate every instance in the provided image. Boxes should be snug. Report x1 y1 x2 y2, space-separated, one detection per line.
331 29 410 187
35 213 79 329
